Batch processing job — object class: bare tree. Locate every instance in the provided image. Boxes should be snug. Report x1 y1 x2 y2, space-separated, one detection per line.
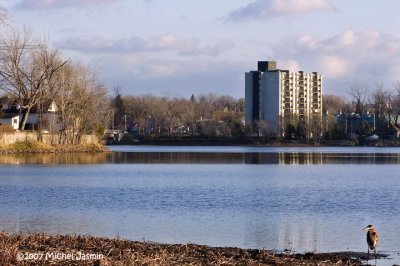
118 93 244 138
370 84 391 135
323 95 346 115
387 82 400 130
255 119 268 136
54 63 109 144
0 28 66 130
123 95 148 132
349 85 369 114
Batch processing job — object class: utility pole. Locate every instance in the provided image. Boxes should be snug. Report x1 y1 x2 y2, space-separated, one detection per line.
124 114 127 133
373 113 376 131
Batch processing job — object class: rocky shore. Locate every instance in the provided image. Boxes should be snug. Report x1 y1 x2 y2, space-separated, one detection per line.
0 232 380 266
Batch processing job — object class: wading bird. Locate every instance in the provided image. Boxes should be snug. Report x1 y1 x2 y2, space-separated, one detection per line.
363 224 378 261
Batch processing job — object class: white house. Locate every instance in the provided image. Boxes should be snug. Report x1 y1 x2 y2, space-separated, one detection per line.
0 99 59 131
0 114 20 130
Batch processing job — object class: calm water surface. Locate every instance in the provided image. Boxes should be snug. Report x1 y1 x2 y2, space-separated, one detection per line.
0 146 399 265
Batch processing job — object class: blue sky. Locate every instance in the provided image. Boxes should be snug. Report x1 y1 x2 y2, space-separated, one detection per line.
3 0 400 98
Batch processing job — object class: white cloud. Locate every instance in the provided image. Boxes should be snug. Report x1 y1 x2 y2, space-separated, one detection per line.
297 35 319 50
228 0 336 20
56 34 235 57
146 34 178 50
281 60 301 72
57 36 146 53
15 0 118 10
96 55 244 97
336 30 357 47
272 29 400 94
317 55 348 78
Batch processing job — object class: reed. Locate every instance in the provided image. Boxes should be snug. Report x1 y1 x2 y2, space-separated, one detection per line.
0 232 364 265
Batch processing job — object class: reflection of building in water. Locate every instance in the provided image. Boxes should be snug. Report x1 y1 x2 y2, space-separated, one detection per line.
243 153 323 164
245 214 323 253
244 153 281 164
278 153 323 165
276 219 323 252
4 152 397 165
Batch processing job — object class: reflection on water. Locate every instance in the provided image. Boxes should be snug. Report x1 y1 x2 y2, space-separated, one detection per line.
110 152 400 164
0 153 109 165
1 151 400 164
1 146 400 265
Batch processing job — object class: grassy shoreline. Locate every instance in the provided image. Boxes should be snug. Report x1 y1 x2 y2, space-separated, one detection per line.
0 232 374 265
0 140 110 153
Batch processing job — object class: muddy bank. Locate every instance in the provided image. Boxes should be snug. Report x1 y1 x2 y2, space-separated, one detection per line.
0 232 385 265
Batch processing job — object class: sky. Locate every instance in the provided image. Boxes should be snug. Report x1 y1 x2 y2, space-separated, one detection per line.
2 0 400 99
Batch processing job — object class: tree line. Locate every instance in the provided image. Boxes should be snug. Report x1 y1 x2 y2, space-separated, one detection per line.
111 92 245 139
110 82 400 143
323 83 400 140
269 84 400 142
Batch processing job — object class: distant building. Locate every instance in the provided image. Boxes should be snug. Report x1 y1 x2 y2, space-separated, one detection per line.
336 112 400 139
245 60 323 137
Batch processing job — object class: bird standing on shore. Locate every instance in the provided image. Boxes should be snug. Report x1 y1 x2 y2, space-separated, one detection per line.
363 224 378 261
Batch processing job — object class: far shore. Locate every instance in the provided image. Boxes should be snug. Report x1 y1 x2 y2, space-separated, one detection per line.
109 136 400 147
0 232 385 265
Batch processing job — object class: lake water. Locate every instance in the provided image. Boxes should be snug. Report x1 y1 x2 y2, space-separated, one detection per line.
0 145 399 265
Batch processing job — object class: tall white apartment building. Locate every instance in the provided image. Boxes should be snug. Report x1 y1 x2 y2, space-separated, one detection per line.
245 61 322 137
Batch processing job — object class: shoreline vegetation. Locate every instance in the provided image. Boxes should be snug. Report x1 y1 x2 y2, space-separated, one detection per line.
0 137 399 155
0 232 378 266
112 134 400 147
0 140 110 154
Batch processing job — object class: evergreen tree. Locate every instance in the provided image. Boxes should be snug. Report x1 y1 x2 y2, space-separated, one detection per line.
112 91 125 129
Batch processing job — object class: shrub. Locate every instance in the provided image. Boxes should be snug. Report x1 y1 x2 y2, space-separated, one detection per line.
10 140 38 151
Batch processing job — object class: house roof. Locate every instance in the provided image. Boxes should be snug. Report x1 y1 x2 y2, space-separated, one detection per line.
1 96 57 113
0 113 19 119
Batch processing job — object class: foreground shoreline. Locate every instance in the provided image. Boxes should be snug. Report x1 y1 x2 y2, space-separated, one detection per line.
0 232 380 265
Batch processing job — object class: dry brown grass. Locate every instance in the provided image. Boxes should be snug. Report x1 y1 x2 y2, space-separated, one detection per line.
0 232 365 266
0 141 110 153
